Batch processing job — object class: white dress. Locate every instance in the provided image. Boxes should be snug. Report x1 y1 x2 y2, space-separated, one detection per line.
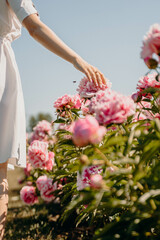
0 0 37 170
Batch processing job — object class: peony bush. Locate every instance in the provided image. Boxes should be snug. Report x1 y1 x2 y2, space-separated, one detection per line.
19 23 160 239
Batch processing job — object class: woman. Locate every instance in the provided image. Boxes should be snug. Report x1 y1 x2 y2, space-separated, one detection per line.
0 0 107 238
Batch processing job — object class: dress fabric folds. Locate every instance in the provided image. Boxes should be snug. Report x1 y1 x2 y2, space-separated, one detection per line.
0 0 37 170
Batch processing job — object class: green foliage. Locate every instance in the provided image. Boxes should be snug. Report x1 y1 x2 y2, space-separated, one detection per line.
24 75 160 239
55 119 160 239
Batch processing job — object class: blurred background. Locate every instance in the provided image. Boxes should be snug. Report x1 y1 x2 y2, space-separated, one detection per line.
12 0 160 128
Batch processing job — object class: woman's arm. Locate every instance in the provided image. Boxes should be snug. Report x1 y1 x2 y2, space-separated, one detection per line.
22 14 106 87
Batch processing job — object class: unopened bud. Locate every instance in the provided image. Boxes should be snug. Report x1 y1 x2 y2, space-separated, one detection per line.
144 58 158 69
134 130 141 137
90 174 103 189
131 92 139 102
80 155 90 165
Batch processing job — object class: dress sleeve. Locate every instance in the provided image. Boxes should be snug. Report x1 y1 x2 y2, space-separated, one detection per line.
7 0 38 23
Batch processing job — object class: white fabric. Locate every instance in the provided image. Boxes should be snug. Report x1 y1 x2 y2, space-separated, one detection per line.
0 0 37 170
8 0 38 23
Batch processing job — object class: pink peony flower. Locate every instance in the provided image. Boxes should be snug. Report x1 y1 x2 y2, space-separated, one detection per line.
72 115 106 147
36 175 57 202
31 120 52 142
141 24 160 60
137 73 160 97
77 76 111 98
77 165 103 190
54 94 81 111
28 140 48 168
89 90 112 114
81 99 91 115
20 186 38 205
28 140 54 170
90 90 136 125
36 175 48 191
90 174 103 189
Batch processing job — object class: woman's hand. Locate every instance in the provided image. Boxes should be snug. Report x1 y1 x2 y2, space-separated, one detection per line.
22 14 107 87
72 56 107 87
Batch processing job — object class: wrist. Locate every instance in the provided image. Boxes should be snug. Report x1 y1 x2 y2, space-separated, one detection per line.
71 54 83 66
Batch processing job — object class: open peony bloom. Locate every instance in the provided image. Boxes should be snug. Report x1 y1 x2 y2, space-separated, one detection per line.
89 89 136 125
72 115 106 147
31 120 52 142
77 165 103 190
20 186 38 205
77 76 111 98
28 140 54 170
36 175 57 202
54 94 81 111
136 73 160 97
89 90 109 114
141 23 160 62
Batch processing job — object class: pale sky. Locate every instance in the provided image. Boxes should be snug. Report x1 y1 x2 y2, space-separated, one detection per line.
12 0 160 128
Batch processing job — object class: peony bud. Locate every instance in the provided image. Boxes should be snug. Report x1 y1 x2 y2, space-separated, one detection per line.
80 155 90 165
144 58 158 69
90 174 103 189
131 92 139 103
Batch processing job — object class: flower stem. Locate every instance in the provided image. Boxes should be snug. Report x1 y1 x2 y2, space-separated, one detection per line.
94 147 118 170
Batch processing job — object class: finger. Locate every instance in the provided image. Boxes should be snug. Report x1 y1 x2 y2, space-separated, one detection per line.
91 67 103 87
93 66 107 85
100 73 107 85
95 72 103 87
92 67 106 86
85 70 93 83
88 68 98 87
